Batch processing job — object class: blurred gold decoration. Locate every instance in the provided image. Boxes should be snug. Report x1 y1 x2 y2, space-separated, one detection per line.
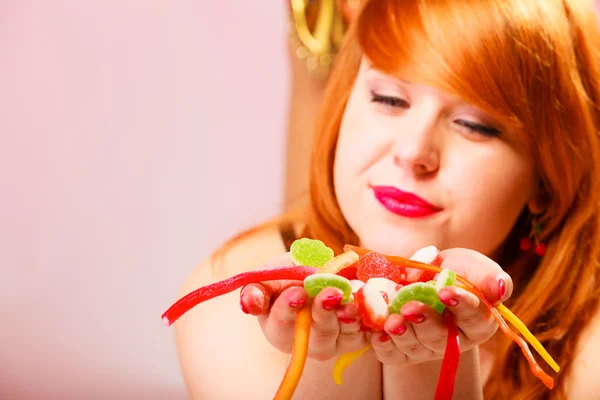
288 0 360 79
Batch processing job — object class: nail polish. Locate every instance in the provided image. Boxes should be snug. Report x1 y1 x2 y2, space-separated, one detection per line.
498 279 506 300
338 317 357 324
390 325 407 336
404 314 425 323
240 296 250 314
440 296 458 307
322 295 343 310
289 299 306 308
379 333 391 342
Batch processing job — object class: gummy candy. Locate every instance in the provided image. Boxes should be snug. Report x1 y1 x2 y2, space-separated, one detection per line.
389 282 446 314
320 251 359 274
405 246 442 283
435 312 460 400
274 300 312 400
303 273 353 302
163 240 560 396
435 268 457 291
290 238 334 268
332 344 371 385
356 251 405 284
354 278 398 331
161 266 317 326
335 266 358 280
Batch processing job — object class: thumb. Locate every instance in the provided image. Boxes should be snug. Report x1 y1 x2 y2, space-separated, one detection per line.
438 248 513 306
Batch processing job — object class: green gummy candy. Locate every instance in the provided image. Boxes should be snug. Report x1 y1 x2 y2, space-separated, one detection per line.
290 238 334 268
389 282 445 314
304 273 353 302
435 268 457 291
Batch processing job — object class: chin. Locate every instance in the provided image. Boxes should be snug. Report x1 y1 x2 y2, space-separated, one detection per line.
358 227 435 258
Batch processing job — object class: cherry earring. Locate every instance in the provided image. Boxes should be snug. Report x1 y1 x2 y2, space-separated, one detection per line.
519 216 547 256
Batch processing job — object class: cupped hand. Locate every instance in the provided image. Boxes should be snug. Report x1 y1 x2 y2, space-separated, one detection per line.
370 248 513 365
239 253 368 361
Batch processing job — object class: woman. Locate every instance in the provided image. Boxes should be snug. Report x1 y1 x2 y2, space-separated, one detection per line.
175 0 600 398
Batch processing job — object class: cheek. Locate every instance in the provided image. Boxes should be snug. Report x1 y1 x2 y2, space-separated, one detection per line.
334 98 366 178
449 148 535 250
335 101 391 178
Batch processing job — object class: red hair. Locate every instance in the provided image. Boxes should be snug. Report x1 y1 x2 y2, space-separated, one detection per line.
305 0 600 398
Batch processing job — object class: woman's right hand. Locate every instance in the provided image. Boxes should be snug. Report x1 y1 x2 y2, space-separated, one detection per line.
239 253 368 361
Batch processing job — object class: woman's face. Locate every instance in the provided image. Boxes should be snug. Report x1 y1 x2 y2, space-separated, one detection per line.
334 58 538 258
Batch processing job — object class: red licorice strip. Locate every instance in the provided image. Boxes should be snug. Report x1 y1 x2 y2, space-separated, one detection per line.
346 245 555 389
435 312 460 400
274 299 313 400
161 266 317 326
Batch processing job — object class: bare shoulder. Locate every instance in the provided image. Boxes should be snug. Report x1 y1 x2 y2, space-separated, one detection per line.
173 224 298 400
564 305 600 398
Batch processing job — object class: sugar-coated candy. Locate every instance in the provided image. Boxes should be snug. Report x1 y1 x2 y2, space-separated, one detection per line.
356 251 405 283
354 277 398 331
320 251 359 273
304 273 353 302
290 238 334 268
388 282 445 314
435 268 457 291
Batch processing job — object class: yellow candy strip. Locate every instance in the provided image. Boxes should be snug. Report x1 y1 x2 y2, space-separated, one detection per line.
332 345 372 385
497 303 560 373
320 250 359 274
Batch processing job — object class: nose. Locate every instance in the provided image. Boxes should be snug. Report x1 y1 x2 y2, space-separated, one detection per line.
391 106 441 176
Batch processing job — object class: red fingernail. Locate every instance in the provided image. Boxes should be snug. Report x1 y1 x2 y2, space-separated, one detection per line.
240 295 250 314
440 296 458 307
379 333 391 342
322 295 343 310
338 317 357 324
359 323 372 332
404 314 425 323
289 299 306 308
498 279 506 300
390 325 407 335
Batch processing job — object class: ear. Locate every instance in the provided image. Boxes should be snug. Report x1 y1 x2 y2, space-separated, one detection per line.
527 185 549 215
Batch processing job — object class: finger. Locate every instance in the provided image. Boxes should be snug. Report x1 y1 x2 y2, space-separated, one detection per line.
335 302 366 351
309 287 344 355
372 315 422 364
259 286 308 351
438 248 513 302
438 286 496 342
479 272 511 306
240 283 271 316
241 280 304 316
336 301 360 333
238 252 302 315
399 300 447 352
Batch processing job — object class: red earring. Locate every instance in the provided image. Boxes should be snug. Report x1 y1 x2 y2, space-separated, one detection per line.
519 217 546 256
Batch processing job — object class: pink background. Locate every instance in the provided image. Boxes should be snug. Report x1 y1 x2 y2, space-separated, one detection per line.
1 2 289 399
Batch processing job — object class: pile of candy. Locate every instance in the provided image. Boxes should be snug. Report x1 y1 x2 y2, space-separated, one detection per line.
162 238 559 400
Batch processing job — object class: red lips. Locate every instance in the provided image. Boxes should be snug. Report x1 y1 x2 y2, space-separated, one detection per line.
372 185 442 218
